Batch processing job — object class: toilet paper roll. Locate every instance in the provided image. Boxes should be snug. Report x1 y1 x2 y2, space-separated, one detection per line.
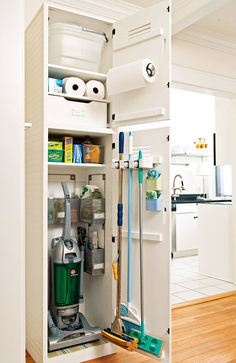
85 80 105 100
107 58 156 96
63 77 86 97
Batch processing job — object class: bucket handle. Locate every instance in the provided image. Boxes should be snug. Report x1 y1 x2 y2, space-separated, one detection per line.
81 26 108 43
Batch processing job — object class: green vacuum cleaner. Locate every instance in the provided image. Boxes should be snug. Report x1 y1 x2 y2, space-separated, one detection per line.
48 182 100 352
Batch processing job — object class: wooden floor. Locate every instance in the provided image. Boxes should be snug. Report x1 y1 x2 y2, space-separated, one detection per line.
172 294 236 362
26 294 236 363
26 349 154 363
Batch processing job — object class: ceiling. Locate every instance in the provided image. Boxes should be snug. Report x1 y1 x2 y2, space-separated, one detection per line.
124 0 236 38
194 1 236 38
123 0 159 7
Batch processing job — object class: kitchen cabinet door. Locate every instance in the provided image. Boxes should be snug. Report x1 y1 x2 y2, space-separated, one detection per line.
176 213 198 251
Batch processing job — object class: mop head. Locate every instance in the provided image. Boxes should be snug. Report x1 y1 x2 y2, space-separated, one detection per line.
102 328 138 351
120 304 141 335
122 318 141 335
130 329 163 356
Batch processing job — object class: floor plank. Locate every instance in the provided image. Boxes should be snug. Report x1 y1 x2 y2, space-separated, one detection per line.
26 295 236 362
26 352 35 363
172 294 236 362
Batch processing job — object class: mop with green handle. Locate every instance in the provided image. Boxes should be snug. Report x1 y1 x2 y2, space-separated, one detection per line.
130 150 163 356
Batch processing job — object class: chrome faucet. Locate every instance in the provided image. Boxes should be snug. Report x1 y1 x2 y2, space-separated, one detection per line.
173 174 185 195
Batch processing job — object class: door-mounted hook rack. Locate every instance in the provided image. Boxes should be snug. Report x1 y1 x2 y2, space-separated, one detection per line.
112 155 163 169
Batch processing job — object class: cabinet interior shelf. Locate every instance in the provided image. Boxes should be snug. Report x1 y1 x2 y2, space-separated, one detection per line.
48 162 106 168
48 126 113 137
48 64 107 83
172 152 210 157
48 92 109 104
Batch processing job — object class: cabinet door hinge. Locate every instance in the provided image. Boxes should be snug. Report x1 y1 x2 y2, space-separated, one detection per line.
112 28 116 37
167 81 170 88
112 236 116 243
112 142 116 150
167 6 170 13
167 135 170 142
167 328 170 334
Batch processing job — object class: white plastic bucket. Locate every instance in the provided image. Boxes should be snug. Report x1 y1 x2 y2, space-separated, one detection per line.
49 23 106 72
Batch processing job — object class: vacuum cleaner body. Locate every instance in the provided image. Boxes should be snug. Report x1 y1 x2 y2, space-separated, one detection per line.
48 182 100 352
51 236 81 330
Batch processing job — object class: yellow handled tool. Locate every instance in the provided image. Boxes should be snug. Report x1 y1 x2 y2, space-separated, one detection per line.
112 261 118 281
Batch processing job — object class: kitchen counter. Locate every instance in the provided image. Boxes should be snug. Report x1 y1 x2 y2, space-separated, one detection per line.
173 198 232 204
198 203 233 282
171 195 232 211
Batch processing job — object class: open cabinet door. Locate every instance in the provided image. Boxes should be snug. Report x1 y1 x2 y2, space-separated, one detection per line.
109 1 171 360
112 124 171 362
110 0 170 127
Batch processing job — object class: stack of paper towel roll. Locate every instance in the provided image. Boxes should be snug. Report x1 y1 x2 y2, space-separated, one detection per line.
85 80 105 100
63 77 86 97
63 77 105 100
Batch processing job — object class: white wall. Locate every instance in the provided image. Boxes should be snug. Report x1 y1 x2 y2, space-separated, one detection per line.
25 0 43 27
172 37 236 96
0 1 25 363
215 97 236 283
215 97 236 166
173 38 236 80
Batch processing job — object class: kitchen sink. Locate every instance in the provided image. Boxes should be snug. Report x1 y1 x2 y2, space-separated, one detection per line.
172 193 203 202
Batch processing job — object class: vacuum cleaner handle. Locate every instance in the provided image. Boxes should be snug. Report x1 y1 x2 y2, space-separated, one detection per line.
79 246 84 302
62 182 70 199
61 182 71 241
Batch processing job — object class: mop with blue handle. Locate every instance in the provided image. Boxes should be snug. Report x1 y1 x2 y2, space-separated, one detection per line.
130 150 163 356
120 132 141 334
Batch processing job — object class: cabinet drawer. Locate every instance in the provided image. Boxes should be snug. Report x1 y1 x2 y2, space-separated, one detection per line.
47 95 107 128
176 203 198 214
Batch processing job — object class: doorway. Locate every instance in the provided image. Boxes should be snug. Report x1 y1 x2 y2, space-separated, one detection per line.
171 88 236 305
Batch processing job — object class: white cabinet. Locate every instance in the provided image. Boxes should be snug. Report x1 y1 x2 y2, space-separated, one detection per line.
25 1 171 363
176 204 198 252
198 203 233 282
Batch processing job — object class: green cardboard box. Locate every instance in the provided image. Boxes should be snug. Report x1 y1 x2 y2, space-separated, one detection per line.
48 141 63 150
48 149 63 162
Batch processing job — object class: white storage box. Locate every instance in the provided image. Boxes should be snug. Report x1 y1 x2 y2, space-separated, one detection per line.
47 95 107 128
49 23 106 72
